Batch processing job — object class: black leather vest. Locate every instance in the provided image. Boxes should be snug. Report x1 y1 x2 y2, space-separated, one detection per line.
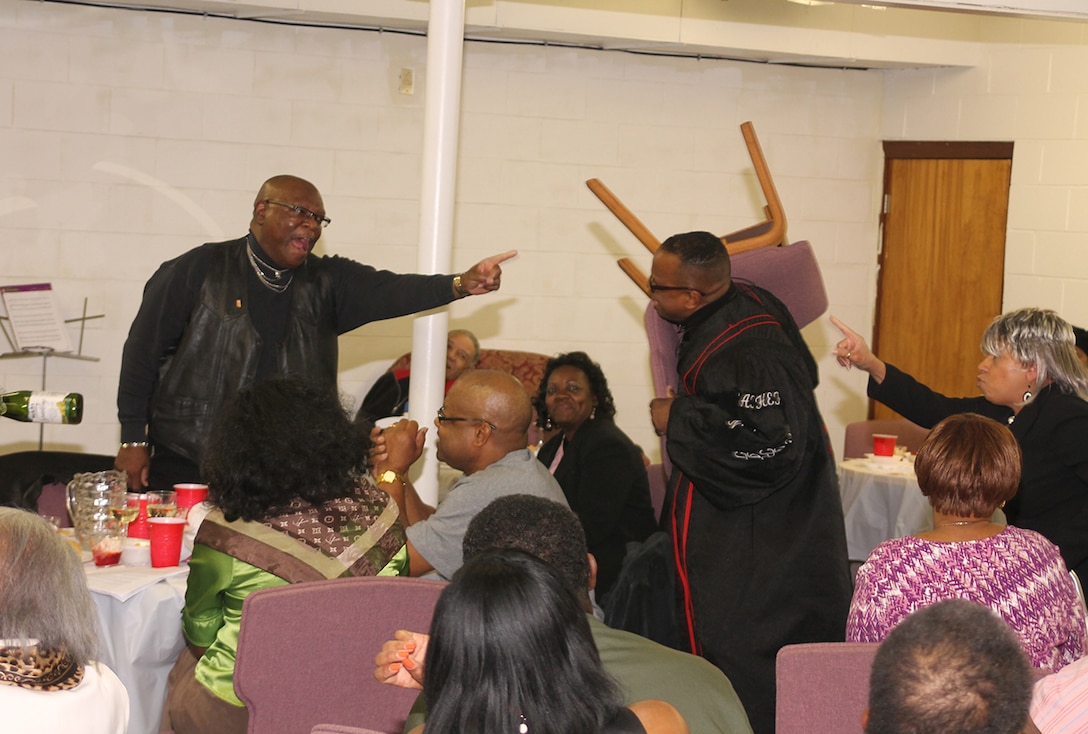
149 239 339 462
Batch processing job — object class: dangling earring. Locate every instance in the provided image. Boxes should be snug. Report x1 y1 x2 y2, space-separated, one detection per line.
519 714 529 734
1023 386 1033 403
590 407 597 420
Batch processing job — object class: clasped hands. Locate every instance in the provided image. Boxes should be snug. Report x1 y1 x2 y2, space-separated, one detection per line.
369 419 426 479
373 629 429 690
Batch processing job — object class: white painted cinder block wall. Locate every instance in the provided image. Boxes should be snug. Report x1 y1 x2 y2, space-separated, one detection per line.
4 2 1085 466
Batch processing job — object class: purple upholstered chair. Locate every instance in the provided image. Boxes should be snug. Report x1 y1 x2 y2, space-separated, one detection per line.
775 642 879 734
234 576 445 734
842 418 931 460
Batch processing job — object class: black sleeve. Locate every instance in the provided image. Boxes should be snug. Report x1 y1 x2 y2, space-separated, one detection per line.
666 343 813 508
868 363 1011 428
326 256 457 333
116 250 208 442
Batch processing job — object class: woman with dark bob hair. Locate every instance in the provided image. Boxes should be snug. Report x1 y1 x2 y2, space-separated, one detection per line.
834 308 1088 581
847 413 1086 671
533 351 656 597
165 376 408 734
413 548 688 734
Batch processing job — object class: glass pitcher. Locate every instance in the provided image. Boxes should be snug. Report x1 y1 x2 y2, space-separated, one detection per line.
65 470 127 551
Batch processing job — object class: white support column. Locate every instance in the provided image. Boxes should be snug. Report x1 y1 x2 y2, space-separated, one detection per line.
406 0 467 505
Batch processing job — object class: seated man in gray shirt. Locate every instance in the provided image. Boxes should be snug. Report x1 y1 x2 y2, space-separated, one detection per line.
374 494 754 734
371 370 566 579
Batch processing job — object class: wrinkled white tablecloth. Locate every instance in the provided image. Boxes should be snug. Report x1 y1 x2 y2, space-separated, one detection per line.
838 457 932 561
86 563 188 734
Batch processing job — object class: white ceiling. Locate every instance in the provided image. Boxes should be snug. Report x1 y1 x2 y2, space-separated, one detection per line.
27 0 1088 70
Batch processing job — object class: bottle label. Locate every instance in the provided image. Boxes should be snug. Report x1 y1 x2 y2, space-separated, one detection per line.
27 393 67 423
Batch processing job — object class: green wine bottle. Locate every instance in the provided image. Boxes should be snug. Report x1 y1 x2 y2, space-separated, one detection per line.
0 391 83 424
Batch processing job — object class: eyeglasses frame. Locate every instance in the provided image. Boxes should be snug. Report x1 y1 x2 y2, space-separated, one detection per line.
436 405 497 432
264 199 331 228
647 275 706 296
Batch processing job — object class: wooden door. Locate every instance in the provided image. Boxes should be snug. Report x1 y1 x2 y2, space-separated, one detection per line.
871 142 1012 420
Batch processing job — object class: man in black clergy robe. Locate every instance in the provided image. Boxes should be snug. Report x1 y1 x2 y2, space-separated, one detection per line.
648 231 851 734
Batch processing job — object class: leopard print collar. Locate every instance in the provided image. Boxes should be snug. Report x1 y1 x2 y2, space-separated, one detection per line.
0 642 83 691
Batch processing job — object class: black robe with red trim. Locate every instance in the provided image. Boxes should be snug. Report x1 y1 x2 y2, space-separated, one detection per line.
664 283 851 734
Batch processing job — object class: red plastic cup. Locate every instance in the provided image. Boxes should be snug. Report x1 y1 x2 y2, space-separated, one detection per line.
174 483 209 519
126 494 150 539
872 434 898 457
148 517 186 567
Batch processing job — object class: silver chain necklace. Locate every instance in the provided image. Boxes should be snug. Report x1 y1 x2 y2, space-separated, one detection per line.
246 242 293 293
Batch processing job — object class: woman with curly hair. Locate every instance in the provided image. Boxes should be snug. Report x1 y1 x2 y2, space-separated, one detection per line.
165 376 407 734
533 352 656 597
414 548 688 734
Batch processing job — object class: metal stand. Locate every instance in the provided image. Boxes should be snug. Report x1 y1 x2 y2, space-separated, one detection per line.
0 297 103 449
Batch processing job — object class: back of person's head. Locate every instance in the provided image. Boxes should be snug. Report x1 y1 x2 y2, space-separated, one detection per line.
866 599 1034 734
981 307 1088 399
0 507 98 665
201 375 370 522
659 230 731 286
462 494 591 607
914 413 1021 518
424 548 624 734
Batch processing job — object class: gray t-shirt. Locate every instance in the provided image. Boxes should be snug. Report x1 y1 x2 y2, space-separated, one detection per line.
406 448 567 579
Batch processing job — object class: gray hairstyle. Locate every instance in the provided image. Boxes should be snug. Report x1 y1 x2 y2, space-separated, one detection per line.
0 507 99 664
449 328 481 366
980 307 1088 402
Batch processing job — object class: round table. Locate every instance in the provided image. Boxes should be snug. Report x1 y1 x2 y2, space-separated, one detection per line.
838 457 931 561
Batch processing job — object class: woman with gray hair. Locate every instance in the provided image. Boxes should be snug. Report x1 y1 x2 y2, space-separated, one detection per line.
0 507 129 732
833 307 1088 580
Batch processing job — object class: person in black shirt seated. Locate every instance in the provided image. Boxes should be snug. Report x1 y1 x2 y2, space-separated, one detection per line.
355 329 479 424
533 351 656 597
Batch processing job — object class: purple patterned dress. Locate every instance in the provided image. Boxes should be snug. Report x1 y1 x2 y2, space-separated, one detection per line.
847 526 1086 671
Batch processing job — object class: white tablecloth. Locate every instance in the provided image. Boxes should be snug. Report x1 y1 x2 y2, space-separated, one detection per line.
87 565 188 734
838 457 932 561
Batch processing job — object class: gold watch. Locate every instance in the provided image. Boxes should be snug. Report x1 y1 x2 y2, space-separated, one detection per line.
376 469 406 485
452 274 469 298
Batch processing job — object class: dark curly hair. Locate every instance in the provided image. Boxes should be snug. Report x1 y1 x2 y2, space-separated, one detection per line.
533 351 616 428
200 376 372 522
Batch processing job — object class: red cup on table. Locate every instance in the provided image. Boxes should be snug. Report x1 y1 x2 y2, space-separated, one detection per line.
174 483 209 520
872 434 898 457
126 493 150 539
148 517 187 567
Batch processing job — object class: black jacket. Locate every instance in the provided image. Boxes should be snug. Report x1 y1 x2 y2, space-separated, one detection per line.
119 235 455 465
537 418 656 595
